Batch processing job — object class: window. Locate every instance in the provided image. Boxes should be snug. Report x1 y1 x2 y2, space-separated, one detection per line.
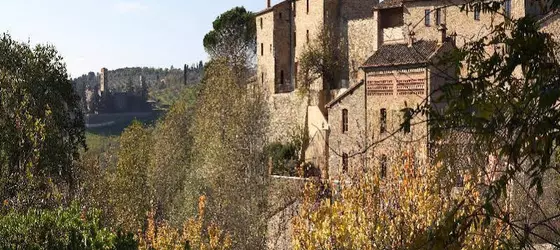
306 30 309 44
260 43 264 56
279 12 283 19
294 62 298 86
306 0 310 14
342 109 349 133
435 8 441 25
380 155 387 178
504 0 511 18
403 108 413 134
270 44 272 53
380 108 387 133
280 70 284 85
293 31 297 48
424 9 431 26
260 18 263 29
261 72 264 84
293 1 296 16
474 7 480 21
342 153 349 173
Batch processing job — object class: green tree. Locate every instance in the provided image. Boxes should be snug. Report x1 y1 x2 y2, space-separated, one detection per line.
191 59 269 249
203 7 256 68
0 33 85 210
112 121 153 232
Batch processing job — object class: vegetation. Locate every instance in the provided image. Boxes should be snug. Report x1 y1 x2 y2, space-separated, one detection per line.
0 33 85 211
203 7 256 69
1 2 560 250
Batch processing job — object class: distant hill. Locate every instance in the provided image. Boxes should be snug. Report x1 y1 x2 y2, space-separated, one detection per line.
73 62 204 108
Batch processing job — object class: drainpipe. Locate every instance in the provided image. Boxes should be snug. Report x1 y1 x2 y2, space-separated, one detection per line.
363 71 368 171
289 0 295 89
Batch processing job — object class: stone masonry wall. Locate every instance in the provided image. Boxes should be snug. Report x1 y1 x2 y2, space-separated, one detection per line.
347 18 378 86
404 0 503 48
257 10 276 95
267 92 309 144
327 84 367 179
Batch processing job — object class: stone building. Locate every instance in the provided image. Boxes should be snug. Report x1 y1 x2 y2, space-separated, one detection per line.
256 0 379 175
258 0 557 248
326 31 456 179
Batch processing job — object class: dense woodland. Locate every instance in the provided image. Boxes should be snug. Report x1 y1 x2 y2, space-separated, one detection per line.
0 2 560 250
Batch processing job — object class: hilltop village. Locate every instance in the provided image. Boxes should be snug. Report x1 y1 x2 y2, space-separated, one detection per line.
256 0 559 248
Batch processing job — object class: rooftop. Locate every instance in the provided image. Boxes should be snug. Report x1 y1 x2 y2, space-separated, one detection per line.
362 40 439 68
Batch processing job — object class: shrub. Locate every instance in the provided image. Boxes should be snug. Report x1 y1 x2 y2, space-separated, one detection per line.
0 204 137 249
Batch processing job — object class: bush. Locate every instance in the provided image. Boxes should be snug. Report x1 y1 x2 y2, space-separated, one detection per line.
0 204 137 249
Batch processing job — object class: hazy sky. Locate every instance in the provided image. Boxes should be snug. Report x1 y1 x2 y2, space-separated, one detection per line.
0 1 280 78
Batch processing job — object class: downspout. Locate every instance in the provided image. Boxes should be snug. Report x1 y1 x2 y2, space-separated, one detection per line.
363 71 368 170
425 65 430 163
290 0 295 89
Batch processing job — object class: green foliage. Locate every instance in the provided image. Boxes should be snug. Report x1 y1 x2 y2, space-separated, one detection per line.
0 204 137 249
265 142 299 176
112 121 153 232
191 59 268 248
203 7 256 67
0 33 85 210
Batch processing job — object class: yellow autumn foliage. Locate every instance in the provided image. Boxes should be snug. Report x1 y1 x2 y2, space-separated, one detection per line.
139 196 232 250
293 152 510 249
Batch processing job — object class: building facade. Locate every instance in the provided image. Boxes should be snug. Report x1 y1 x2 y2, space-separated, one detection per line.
257 1 556 249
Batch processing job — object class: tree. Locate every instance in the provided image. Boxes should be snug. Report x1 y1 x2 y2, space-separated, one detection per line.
297 26 347 93
0 33 85 210
112 121 153 232
191 59 269 248
203 7 256 69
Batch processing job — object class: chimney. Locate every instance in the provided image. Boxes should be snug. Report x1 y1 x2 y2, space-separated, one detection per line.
267 0 271 8
438 24 447 45
408 31 416 47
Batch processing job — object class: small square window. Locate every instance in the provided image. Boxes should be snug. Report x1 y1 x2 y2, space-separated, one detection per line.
342 109 349 133
504 0 511 18
380 155 387 178
342 153 349 173
380 108 387 134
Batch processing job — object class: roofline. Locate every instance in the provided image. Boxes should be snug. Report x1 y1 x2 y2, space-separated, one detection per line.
373 4 403 10
255 0 291 16
538 9 559 25
360 39 453 69
325 80 365 109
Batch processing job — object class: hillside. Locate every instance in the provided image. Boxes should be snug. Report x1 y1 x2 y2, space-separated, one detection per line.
73 62 203 108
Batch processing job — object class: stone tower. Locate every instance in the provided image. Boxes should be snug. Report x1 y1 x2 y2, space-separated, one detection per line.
100 67 108 94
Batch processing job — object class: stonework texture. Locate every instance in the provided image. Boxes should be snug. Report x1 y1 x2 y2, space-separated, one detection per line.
347 18 378 86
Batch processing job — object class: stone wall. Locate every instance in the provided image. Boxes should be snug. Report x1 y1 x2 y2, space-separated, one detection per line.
347 18 378 86
257 10 276 95
326 63 454 179
267 92 309 144
327 84 367 179
404 0 502 48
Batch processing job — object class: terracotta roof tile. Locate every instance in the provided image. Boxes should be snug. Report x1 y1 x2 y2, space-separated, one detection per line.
362 40 439 68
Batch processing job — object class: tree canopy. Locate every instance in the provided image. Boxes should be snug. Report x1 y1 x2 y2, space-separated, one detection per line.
203 7 256 68
0 33 85 210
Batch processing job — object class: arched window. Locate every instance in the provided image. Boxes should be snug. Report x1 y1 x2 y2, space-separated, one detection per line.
380 108 387 133
342 153 349 173
342 109 349 133
380 154 387 178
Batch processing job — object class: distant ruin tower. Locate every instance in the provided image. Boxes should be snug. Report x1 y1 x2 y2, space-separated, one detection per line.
100 67 108 94
140 75 148 99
